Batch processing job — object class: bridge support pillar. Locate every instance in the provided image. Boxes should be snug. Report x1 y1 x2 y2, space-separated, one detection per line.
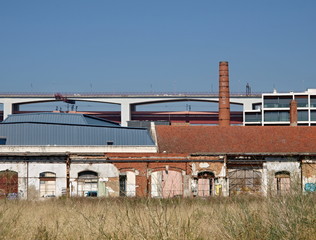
121 102 133 127
3 102 14 120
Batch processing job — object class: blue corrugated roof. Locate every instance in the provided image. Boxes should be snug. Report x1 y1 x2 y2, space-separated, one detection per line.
0 123 154 145
0 113 155 146
3 112 119 127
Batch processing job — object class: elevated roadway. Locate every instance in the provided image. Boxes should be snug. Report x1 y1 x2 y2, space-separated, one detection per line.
0 92 262 126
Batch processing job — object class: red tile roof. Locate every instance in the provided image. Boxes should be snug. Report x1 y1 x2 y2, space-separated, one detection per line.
156 126 316 154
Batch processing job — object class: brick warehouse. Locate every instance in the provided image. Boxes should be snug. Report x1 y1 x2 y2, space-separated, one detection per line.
0 62 316 199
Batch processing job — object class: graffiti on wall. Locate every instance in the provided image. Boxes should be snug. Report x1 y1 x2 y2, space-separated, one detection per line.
304 183 316 192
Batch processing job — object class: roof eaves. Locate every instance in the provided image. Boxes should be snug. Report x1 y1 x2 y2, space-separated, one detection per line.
0 121 148 130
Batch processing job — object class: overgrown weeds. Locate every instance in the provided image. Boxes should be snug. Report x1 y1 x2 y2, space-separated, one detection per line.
0 194 315 239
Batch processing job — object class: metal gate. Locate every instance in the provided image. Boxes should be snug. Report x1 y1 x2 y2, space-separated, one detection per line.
228 169 262 195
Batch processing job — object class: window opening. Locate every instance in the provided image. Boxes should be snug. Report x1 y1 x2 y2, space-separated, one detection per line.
77 171 98 197
228 169 262 195
119 174 127 197
197 171 215 197
39 172 56 197
275 171 290 195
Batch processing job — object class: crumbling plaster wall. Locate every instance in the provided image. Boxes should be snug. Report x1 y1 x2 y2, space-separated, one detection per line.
263 160 301 195
28 163 66 199
69 163 119 197
0 162 66 199
190 162 228 196
302 160 316 192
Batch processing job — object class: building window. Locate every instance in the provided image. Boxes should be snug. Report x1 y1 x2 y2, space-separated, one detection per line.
119 174 127 197
196 171 215 197
39 172 56 197
295 96 308 108
252 103 262 110
264 96 292 108
77 171 98 197
311 96 316 108
228 169 262 195
264 111 289 122
298 111 308 121
245 112 262 122
0 137 6 145
311 111 316 121
275 171 290 195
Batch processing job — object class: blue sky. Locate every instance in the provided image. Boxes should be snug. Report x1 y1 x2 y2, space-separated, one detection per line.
1 0 315 94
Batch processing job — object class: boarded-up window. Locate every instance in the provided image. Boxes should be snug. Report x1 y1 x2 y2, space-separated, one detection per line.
275 171 291 194
77 171 98 196
0 170 18 198
151 170 183 198
39 172 56 197
229 169 262 195
197 171 215 197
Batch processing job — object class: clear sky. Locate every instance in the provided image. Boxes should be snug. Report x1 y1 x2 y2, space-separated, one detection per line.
1 0 315 94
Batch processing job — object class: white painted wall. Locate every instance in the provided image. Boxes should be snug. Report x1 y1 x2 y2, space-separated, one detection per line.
69 163 119 197
151 171 162 198
0 162 66 199
263 160 301 195
126 171 136 197
28 163 66 197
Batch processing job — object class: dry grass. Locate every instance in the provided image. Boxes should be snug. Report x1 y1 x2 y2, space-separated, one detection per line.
0 193 316 240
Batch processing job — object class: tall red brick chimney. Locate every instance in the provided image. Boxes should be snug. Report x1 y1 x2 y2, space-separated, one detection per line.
290 100 298 126
219 61 230 126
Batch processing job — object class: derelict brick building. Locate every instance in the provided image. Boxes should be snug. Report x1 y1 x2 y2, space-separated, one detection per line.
0 62 316 199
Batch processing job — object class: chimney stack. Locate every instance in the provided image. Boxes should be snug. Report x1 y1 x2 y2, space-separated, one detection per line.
290 100 298 126
219 61 230 126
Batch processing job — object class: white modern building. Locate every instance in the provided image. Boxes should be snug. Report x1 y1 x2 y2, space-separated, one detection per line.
244 89 316 126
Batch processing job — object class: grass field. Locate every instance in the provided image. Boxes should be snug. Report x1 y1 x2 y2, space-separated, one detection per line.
0 193 315 240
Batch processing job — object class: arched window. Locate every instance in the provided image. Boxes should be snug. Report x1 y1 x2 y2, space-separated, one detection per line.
77 171 98 197
39 172 56 197
197 171 215 197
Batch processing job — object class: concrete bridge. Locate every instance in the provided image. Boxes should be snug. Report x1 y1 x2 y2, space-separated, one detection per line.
0 92 262 126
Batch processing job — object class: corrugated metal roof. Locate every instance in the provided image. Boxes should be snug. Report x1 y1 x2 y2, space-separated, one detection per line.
0 123 154 146
3 112 119 127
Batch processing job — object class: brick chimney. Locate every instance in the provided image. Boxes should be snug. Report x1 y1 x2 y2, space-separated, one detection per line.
290 100 298 126
219 61 230 126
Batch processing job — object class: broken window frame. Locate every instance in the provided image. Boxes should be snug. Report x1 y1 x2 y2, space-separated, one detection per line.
77 170 99 197
275 171 291 195
228 168 262 195
39 171 56 197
